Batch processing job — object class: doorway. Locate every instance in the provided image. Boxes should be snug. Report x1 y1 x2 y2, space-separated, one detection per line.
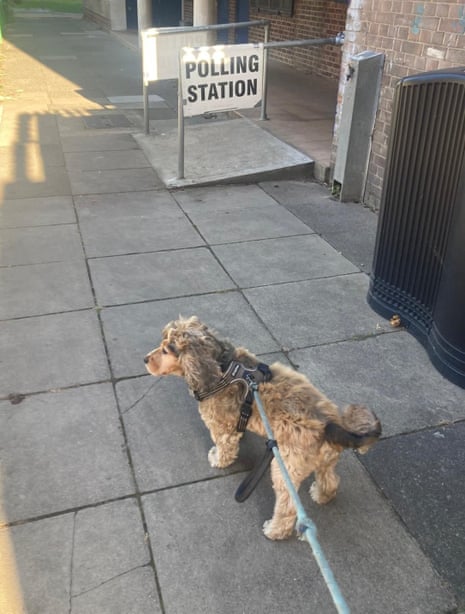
235 0 249 43
216 0 250 43
125 0 138 30
151 0 182 26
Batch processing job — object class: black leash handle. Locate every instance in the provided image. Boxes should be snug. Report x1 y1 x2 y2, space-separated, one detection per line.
234 439 277 502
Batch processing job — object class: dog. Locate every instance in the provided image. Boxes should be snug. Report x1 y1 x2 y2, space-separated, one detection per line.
144 316 381 540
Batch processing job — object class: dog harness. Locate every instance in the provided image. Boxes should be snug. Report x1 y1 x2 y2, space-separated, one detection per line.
193 360 272 432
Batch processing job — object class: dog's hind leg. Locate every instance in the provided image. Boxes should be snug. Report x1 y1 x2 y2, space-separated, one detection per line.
263 457 312 540
310 443 341 505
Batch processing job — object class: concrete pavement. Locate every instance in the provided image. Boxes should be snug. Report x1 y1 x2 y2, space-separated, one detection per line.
1 11 464 614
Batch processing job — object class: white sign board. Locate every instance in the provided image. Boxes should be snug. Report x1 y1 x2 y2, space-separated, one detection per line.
179 44 264 118
141 28 211 83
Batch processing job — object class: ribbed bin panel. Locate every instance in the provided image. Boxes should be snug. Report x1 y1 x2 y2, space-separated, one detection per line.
368 67 465 388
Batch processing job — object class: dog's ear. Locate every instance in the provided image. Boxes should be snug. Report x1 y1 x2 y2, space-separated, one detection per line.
173 327 223 395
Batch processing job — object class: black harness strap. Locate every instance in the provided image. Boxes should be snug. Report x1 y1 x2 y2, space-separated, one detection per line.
193 360 272 432
193 359 274 501
236 362 272 432
235 438 276 502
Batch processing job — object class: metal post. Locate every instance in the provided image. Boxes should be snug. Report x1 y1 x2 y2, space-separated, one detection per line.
260 23 270 121
177 74 185 180
143 82 149 135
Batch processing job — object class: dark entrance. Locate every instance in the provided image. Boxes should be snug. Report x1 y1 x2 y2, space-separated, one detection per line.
217 0 229 43
151 0 182 26
126 0 138 30
235 0 249 43
216 0 249 43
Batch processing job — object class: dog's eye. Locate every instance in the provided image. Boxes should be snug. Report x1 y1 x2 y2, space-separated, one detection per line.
161 348 168 355
167 343 179 356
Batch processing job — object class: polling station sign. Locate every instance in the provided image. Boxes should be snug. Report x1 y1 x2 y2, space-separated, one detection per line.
179 44 264 117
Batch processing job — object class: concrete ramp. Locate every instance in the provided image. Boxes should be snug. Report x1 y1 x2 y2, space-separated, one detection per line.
134 116 314 187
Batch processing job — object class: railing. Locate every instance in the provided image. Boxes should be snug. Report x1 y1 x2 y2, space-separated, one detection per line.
141 19 270 135
140 24 344 180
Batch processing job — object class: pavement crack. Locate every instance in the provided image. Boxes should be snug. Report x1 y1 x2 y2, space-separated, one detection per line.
68 511 77 614
121 378 161 415
70 563 151 599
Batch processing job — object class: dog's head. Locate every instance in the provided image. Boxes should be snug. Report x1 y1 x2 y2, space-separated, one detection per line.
144 316 233 394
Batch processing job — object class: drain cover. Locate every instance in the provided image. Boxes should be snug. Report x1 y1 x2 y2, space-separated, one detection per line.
84 115 132 129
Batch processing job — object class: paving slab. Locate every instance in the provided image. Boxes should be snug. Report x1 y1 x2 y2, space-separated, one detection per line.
0 384 133 523
116 376 263 492
0 111 61 146
1 143 64 175
72 567 161 614
0 503 161 614
0 514 74 613
71 499 150 595
172 183 281 211
261 179 379 272
0 260 94 320
175 199 312 245
361 422 465 606
0 310 109 395
75 191 204 257
101 292 280 379
68 167 164 195
244 273 391 349
142 453 455 614
60 133 140 153
134 117 313 188
89 247 236 306
1 165 71 200
0 224 84 266
173 184 313 245
213 234 359 288
0 195 75 228
64 149 151 171
290 331 465 437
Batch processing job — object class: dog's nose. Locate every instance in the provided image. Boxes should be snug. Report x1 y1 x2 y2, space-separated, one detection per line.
144 355 149 364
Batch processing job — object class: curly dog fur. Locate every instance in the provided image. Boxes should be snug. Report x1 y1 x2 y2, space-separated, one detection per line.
144 316 381 540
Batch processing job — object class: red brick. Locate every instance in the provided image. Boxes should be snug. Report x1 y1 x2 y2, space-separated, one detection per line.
445 47 465 64
401 40 423 54
439 17 459 32
436 4 450 18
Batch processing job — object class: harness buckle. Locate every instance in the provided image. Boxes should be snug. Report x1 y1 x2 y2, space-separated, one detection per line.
236 363 272 432
237 391 254 432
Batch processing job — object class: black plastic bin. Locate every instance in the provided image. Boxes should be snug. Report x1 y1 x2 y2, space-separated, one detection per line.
368 67 465 388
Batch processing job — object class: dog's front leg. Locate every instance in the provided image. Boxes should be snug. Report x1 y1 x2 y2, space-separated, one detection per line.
207 430 243 468
199 401 243 469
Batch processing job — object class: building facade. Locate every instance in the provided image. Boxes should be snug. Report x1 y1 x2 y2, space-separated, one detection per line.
340 0 465 208
83 0 465 210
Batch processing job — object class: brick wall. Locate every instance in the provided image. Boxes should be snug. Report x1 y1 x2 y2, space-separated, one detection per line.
336 0 465 209
182 1 346 78
249 0 347 79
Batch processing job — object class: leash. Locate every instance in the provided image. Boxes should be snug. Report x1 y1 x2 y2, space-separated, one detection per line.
245 382 351 614
235 438 275 502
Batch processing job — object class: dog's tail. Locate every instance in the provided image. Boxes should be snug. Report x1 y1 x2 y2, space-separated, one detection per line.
325 404 381 453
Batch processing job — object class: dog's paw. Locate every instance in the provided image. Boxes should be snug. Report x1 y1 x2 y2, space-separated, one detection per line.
310 482 336 505
208 446 236 468
262 520 292 540
208 446 220 467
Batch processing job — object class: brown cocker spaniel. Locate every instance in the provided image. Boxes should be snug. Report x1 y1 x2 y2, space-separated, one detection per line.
144 316 381 540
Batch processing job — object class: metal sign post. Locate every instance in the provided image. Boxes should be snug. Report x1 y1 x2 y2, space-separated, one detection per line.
177 43 265 179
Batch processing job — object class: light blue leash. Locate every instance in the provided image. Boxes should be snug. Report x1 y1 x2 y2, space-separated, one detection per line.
250 382 351 614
